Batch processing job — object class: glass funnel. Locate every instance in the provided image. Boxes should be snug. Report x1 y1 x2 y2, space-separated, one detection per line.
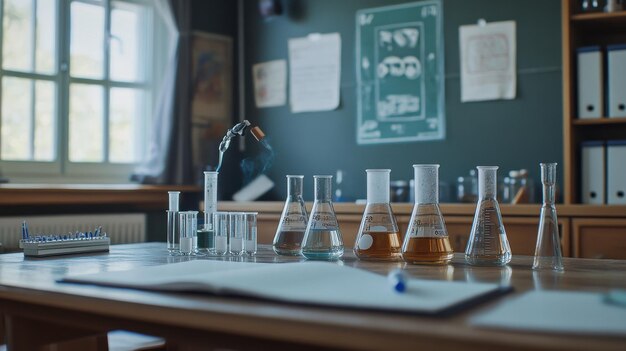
354 169 402 261
273 175 308 255
465 166 511 266
401 164 453 265
533 163 564 271
301 175 344 260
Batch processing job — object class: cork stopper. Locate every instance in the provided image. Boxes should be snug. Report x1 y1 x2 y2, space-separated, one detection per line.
250 126 265 141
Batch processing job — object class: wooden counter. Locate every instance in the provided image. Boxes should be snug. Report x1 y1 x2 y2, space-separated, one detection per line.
219 202 626 259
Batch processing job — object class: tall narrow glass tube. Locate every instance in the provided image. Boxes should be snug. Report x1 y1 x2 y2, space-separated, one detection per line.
402 165 453 264
198 171 218 254
301 175 344 260
179 211 198 255
533 163 564 271
273 175 308 255
354 169 401 261
167 191 180 255
465 166 511 266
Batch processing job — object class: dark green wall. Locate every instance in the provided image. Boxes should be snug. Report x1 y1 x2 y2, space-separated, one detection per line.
241 0 563 202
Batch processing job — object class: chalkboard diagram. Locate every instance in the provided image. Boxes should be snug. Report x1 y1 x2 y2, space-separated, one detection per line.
357 1 444 144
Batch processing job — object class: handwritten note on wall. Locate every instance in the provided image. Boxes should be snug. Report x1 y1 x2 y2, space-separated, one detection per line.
459 20 517 102
288 33 341 113
357 1 445 144
253 60 287 108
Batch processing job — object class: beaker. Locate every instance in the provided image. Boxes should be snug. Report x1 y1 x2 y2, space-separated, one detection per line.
199 171 218 254
179 211 198 255
533 163 564 271
465 166 512 266
273 175 308 255
213 212 230 255
229 212 245 256
167 191 180 255
354 169 402 261
301 175 344 260
401 165 453 265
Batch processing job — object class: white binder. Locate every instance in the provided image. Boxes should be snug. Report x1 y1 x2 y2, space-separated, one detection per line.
581 141 605 204
607 141 626 205
607 45 626 118
577 47 604 119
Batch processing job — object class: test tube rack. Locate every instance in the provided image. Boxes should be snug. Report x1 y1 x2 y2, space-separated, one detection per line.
19 222 110 257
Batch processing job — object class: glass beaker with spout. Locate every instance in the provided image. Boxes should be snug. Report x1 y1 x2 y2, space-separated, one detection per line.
354 169 401 260
533 163 564 271
401 164 453 264
301 175 344 260
465 166 512 266
273 175 308 255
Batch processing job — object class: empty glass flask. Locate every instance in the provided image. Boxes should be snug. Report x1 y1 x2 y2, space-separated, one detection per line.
273 175 308 255
533 163 564 271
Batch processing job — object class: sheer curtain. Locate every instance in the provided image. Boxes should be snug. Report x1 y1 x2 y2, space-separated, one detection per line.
132 0 193 184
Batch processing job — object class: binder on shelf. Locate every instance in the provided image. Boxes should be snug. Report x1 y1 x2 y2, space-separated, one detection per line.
607 140 626 205
581 141 605 204
607 45 626 118
577 46 604 119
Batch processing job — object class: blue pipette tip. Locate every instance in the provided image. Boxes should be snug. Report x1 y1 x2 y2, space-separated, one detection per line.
388 269 407 293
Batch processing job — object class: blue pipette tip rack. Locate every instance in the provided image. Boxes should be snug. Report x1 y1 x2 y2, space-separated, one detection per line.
19 221 110 257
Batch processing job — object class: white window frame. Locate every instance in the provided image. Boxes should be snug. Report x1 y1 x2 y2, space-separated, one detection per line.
0 0 156 183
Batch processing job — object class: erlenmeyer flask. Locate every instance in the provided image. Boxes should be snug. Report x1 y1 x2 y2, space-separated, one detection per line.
354 169 402 261
401 164 453 265
301 175 344 260
465 166 511 266
533 163 564 271
273 175 308 255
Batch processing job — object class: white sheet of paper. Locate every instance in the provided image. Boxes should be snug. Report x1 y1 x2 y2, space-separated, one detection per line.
63 260 505 314
459 20 516 102
253 60 287 108
472 290 626 336
288 33 341 113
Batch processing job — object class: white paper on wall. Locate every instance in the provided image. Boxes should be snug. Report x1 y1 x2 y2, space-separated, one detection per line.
288 33 341 113
253 59 287 108
459 20 516 102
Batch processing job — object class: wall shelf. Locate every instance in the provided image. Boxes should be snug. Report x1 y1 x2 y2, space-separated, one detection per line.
572 117 626 125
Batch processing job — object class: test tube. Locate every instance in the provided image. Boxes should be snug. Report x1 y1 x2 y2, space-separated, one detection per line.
229 212 245 256
179 211 198 255
200 171 219 254
244 212 258 256
167 191 180 255
213 212 230 255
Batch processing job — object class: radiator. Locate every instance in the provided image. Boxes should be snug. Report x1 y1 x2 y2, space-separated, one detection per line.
0 214 147 251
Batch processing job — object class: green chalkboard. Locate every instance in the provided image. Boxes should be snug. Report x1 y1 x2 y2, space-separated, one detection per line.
356 1 445 144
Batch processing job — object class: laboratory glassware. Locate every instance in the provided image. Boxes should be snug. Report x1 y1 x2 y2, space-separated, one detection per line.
354 169 402 261
214 212 230 255
244 212 258 256
465 166 512 266
273 175 308 255
179 211 198 255
533 163 564 271
401 165 453 265
229 212 245 255
198 171 218 254
167 191 180 255
301 175 344 260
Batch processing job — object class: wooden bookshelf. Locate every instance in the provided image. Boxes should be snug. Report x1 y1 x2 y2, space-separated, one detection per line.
572 117 626 125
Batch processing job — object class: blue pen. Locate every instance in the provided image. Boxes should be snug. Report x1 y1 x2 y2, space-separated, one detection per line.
388 269 407 293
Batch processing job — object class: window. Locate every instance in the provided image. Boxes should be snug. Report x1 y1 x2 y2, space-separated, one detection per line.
0 0 156 182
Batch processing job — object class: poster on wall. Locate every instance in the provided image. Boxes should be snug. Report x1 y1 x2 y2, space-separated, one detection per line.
190 32 232 125
356 1 445 144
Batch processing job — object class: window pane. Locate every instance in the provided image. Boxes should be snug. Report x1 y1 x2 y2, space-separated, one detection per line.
34 81 56 161
1 77 32 160
35 0 57 74
2 0 34 72
110 88 142 163
69 84 103 162
110 3 144 82
70 1 104 79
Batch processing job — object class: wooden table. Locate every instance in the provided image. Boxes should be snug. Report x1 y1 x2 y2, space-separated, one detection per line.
0 243 624 350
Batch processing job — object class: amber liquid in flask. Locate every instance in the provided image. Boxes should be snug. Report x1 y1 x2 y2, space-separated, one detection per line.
465 166 511 266
301 175 344 260
273 175 308 255
402 165 453 265
354 170 402 261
